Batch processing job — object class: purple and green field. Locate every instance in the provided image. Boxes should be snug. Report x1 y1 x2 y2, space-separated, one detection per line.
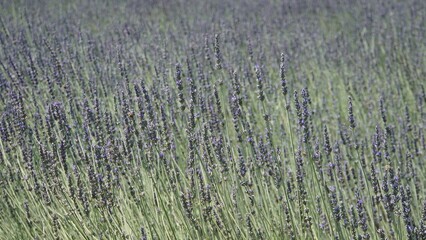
0 0 425 239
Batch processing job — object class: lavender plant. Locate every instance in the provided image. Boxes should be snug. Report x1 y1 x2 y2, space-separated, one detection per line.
0 0 425 239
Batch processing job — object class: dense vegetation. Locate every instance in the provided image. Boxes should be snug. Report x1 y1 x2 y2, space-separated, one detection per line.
0 0 425 239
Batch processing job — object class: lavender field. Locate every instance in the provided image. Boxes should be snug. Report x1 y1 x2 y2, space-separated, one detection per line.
0 0 425 239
